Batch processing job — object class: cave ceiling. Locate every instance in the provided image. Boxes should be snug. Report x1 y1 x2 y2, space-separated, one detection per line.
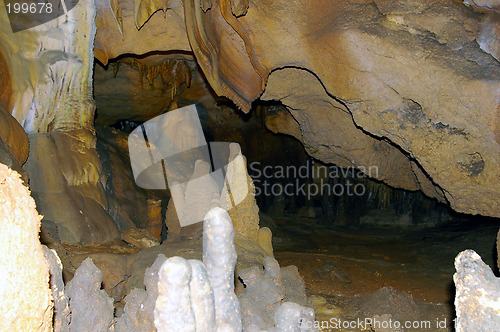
0 0 499 217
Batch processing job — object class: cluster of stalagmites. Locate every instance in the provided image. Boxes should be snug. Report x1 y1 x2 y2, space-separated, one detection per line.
46 204 316 332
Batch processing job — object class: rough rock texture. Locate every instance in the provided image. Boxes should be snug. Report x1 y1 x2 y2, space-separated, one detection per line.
42 246 71 332
94 0 191 65
0 164 53 331
115 254 167 332
122 228 160 248
147 199 163 241
454 249 500 331
66 258 115 332
239 257 314 331
221 144 260 240
183 0 500 217
274 302 316 332
256 227 274 257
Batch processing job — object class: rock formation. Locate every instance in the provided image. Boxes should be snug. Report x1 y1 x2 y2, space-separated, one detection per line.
66 258 115 332
182 0 500 217
0 164 53 331
115 254 166 331
239 257 315 331
42 246 71 332
454 249 500 331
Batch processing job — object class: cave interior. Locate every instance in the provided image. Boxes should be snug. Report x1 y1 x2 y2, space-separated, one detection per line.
0 0 499 331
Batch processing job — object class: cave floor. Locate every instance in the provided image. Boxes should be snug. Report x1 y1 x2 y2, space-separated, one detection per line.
272 216 498 331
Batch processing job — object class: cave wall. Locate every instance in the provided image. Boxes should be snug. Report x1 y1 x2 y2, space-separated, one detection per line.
0 0 498 247
183 0 500 217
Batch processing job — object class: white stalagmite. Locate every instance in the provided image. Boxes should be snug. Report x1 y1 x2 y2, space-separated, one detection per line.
154 256 196 332
189 259 217 332
203 207 243 332
274 302 303 332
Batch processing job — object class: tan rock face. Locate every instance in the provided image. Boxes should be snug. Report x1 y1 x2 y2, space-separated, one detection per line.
0 164 53 331
94 56 194 125
0 104 29 166
0 0 96 133
23 130 122 244
0 49 10 110
183 0 500 217
0 47 28 167
94 0 190 65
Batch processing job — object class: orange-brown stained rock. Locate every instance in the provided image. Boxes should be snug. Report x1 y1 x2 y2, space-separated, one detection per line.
0 50 11 111
0 48 28 166
147 198 163 241
184 0 263 112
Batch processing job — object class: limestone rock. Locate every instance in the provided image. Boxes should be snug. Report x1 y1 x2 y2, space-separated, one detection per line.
221 143 260 240
115 254 167 332
0 0 96 133
0 163 53 331
257 227 274 257
477 14 500 61
24 130 121 244
147 198 163 241
239 257 313 331
184 0 500 218
94 0 190 65
66 258 115 332
239 259 284 330
165 197 182 236
42 246 70 332
274 302 316 332
454 249 500 331
122 228 160 248
188 259 217 331
0 104 28 166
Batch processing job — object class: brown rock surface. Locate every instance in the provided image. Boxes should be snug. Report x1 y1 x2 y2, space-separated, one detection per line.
94 0 190 65
183 0 500 217
0 163 53 331
24 130 122 244
122 228 160 248
0 104 28 166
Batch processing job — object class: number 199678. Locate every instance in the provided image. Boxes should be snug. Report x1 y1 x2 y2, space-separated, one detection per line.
6 2 53 14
